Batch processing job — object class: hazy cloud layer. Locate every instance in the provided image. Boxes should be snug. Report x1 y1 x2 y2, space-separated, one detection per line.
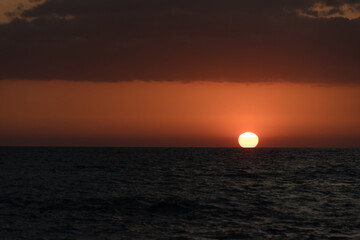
1 0 359 83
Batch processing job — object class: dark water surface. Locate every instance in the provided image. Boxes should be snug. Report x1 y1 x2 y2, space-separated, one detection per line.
0 147 359 239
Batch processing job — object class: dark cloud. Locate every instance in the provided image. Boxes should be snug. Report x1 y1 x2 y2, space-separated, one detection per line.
0 0 359 83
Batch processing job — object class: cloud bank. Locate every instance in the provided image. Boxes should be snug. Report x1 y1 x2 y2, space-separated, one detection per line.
0 0 359 83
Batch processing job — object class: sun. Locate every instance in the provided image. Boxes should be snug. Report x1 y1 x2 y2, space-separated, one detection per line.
238 132 259 148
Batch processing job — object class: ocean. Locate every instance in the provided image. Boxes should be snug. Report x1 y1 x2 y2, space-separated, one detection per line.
0 147 359 239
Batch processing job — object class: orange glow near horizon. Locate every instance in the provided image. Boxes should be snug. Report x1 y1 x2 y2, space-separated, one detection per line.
0 80 359 147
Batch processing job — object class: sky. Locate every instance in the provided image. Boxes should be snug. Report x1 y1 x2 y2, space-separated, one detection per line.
0 0 360 147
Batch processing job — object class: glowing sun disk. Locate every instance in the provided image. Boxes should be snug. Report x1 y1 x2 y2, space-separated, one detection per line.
238 132 259 148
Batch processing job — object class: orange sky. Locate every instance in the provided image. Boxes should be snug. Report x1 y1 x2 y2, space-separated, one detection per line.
1 80 359 147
